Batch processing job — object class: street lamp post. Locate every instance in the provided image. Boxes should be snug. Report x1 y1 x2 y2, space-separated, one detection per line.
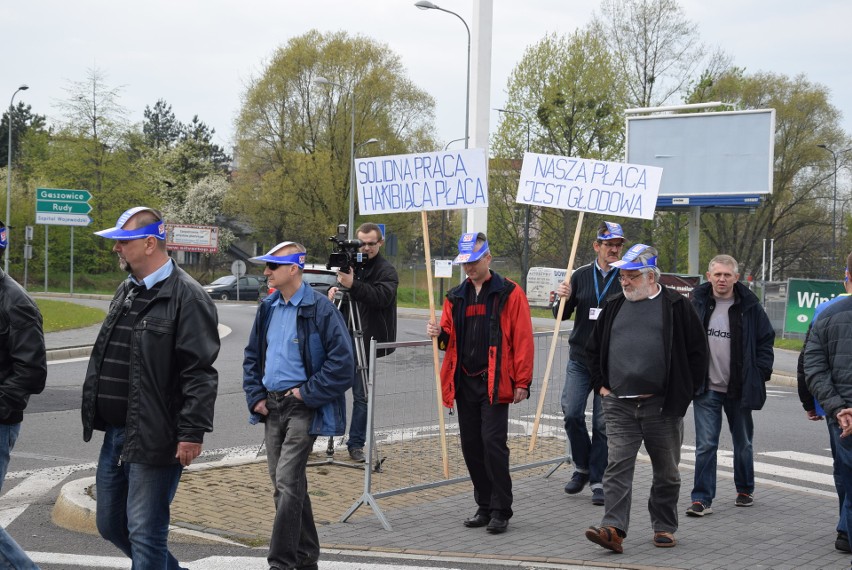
315 77 361 239
415 0 471 233
495 107 531 289
817 144 852 270
415 1 470 151
5 84 29 273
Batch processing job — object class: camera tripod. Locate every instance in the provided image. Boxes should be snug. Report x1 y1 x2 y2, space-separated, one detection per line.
306 287 384 472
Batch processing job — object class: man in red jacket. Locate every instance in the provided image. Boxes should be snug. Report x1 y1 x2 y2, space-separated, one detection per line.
427 232 534 534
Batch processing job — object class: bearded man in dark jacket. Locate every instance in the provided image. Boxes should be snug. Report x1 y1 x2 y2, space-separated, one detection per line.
81 207 219 570
584 244 707 554
327 222 398 462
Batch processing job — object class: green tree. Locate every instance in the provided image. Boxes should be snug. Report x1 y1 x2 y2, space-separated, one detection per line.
1 102 47 168
489 28 628 271
232 29 437 259
142 99 182 150
687 69 851 278
20 68 150 274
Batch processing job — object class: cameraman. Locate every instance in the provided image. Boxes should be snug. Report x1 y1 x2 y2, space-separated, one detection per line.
328 222 399 462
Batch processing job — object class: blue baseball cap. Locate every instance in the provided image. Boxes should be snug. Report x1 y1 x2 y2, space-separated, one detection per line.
610 243 657 270
452 232 489 265
249 241 306 269
0 222 6 250
597 221 625 241
95 207 166 240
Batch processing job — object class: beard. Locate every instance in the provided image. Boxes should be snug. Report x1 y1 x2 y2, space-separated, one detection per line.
118 256 132 274
622 277 653 301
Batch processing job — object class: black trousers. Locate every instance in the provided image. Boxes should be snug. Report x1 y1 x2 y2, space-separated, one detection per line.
455 373 513 520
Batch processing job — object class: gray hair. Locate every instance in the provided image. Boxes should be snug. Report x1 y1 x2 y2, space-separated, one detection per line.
708 254 739 274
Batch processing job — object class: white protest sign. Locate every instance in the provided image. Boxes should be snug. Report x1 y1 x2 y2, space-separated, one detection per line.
516 152 663 220
356 148 488 214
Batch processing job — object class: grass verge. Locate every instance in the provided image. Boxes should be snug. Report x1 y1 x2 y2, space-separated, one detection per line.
35 299 106 333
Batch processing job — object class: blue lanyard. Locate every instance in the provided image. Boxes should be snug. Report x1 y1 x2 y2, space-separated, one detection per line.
594 267 618 307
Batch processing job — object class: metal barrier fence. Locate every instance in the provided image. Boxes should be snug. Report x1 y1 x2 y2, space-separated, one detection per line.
342 329 571 530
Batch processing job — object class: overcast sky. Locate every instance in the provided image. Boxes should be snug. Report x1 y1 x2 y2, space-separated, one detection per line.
3 0 850 152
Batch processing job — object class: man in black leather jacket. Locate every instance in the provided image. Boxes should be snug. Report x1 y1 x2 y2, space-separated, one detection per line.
327 222 398 462
0 221 45 569
81 207 219 570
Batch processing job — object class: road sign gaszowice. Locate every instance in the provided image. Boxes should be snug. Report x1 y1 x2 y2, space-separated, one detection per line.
35 188 92 226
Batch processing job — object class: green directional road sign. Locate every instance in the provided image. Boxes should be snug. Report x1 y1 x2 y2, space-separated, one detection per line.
36 188 92 202
35 187 93 226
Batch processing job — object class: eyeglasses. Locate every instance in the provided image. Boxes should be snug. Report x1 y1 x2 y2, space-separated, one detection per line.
266 262 281 270
599 241 624 249
618 272 645 283
361 241 381 247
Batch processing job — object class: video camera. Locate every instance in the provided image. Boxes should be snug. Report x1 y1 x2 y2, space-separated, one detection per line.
327 224 365 274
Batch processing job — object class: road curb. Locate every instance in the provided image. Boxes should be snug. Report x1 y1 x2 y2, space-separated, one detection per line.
52 457 264 546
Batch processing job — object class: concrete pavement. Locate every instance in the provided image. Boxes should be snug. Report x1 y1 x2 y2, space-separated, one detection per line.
43 296 841 569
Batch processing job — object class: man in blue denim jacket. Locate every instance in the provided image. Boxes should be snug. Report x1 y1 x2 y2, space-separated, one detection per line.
243 241 354 570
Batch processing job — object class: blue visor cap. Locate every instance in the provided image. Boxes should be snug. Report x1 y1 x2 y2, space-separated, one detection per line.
0 223 6 250
452 233 489 264
249 241 306 269
610 243 657 270
598 221 625 241
95 207 166 240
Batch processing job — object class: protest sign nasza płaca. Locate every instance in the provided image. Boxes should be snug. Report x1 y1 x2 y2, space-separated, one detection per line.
516 152 662 220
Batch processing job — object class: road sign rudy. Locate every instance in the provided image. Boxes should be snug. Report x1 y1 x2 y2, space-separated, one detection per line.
35 188 93 226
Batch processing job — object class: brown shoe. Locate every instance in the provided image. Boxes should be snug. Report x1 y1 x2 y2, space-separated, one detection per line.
585 525 623 553
653 531 677 548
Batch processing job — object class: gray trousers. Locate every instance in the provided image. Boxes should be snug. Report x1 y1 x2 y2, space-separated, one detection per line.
264 391 319 570
600 395 683 536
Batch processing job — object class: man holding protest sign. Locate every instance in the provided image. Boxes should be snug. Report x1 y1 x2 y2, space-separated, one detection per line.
583 244 707 553
552 220 625 505
426 232 534 534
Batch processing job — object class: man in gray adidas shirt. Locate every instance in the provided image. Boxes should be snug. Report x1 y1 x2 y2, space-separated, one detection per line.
686 255 775 517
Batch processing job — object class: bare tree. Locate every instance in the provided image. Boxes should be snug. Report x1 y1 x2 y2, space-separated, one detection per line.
595 0 706 107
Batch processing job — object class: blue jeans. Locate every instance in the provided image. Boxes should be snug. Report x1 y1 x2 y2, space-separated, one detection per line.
0 423 39 570
691 390 754 505
264 391 319 570
561 358 607 486
96 426 185 570
828 421 852 568
600 395 683 535
829 421 849 535
347 362 368 450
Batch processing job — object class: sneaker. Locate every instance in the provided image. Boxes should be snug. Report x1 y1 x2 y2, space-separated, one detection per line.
836 532 851 552
348 447 365 462
685 501 713 517
591 488 605 506
564 471 589 494
735 493 754 507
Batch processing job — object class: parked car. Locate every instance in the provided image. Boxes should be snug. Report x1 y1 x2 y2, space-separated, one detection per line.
203 274 266 301
258 264 340 302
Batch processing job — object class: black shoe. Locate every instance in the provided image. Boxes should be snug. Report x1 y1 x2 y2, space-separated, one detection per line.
837 532 851 552
486 517 509 534
564 471 589 494
591 487 605 506
463 513 490 527
348 447 365 462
